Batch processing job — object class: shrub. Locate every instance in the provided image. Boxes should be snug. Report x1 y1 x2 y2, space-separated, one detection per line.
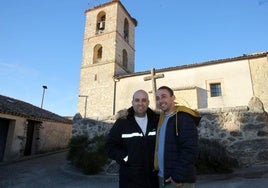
196 138 238 174
67 134 108 175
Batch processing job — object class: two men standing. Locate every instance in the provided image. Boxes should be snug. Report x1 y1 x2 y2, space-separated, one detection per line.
105 86 201 188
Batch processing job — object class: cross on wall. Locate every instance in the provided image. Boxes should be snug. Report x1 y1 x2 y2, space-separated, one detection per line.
144 68 164 109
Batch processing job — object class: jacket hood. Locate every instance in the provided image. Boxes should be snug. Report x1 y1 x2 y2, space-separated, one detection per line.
173 105 201 126
161 106 201 135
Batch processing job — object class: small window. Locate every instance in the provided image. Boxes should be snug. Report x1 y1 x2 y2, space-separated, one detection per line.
123 18 129 42
93 44 102 64
210 83 222 97
122 49 128 69
97 47 102 59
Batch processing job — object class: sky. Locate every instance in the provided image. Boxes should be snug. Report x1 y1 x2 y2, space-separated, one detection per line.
0 0 267 116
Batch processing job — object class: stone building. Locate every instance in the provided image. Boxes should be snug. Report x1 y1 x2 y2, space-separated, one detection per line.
76 0 268 168
0 95 72 162
78 0 137 119
78 0 268 119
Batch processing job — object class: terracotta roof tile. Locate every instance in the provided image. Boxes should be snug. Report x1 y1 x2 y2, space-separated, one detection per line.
0 94 72 124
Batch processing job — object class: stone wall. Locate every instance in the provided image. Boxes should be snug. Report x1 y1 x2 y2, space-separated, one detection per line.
39 122 72 153
198 97 268 167
72 97 268 167
72 113 114 139
0 113 72 162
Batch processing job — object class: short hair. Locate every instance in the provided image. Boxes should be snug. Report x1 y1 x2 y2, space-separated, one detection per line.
158 86 174 96
132 89 149 100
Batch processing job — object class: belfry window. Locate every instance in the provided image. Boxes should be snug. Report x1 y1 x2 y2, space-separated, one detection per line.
123 18 129 42
96 12 106 33
93 44 103 64
97 47 102 59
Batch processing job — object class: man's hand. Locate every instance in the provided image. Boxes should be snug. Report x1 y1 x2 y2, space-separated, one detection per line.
165 177 183 187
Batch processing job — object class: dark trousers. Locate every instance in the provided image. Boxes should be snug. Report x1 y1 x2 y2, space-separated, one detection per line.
158 177 195 188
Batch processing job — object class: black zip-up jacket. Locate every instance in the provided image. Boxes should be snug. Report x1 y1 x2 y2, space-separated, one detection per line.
154 106 201 186
105 107 159 188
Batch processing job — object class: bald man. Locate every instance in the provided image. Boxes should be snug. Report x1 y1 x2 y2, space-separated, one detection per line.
105 90 159 188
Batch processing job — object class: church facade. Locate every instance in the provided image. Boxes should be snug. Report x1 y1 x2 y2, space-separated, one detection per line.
78 0 268 119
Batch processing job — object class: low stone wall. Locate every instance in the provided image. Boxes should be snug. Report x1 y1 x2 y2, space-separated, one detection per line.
72 114 113 139
198 97 268 167
72 97 268 167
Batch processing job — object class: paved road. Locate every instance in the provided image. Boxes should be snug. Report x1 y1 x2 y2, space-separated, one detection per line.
0 151 118 188
1 151 268 188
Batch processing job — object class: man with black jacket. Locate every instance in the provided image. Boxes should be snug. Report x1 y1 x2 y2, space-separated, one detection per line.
154 86 201 188
105 89 159 188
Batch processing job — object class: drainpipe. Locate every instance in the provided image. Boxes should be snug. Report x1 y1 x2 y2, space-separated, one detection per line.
113 77 120 115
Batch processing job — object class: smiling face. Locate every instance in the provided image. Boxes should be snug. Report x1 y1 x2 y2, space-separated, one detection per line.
156 88 175 115
132 90 149 117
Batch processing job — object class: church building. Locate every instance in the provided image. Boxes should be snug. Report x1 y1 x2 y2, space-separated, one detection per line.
78 0 268 119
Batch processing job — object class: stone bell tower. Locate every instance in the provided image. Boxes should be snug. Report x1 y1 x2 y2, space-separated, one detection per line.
78 0 137 119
